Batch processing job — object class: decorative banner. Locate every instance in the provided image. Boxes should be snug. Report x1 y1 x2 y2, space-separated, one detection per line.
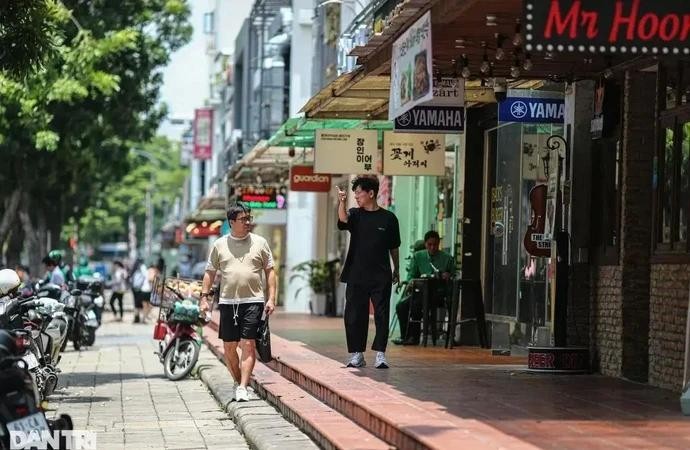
314 129 378 174
290 165 332 192
388 11 433 120
193 108 213 160
498 97 565 124
383 131 446 176
524 0 690 55
234 186 287 209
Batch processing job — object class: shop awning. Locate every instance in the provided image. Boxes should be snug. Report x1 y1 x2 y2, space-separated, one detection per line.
185 195 226 223
269 116 393 148
298 69 392 120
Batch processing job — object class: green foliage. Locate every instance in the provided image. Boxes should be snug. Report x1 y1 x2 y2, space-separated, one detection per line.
290 260 333 296
75 136 189 245
0 0 192 260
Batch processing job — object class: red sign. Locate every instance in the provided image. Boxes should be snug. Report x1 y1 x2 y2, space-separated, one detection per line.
290 165 331 192
524 0 690 55
193 108 213 160
186 220 222 238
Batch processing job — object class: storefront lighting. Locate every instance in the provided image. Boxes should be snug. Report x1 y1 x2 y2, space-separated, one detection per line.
522 53 533 71
486 14 497 26
512 19 523 47
454 38 466 49
495 34 506 60
510 56 521 79
480 43 490 74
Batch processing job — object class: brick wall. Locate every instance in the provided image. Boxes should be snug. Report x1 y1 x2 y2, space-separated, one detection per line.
591 265 623 377
619 71 655 382
649 264 689 391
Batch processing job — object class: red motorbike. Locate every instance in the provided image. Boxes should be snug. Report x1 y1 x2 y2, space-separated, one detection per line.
151 277 211 381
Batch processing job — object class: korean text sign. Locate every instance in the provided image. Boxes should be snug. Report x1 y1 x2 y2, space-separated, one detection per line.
315 129 378 174
383 131 445 176
388 11 433 120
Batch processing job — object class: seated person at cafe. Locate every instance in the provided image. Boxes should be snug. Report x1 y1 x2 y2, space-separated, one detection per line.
393 230 455 345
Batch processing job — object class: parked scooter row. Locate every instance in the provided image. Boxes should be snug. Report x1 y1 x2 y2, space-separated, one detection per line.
0 269 73 449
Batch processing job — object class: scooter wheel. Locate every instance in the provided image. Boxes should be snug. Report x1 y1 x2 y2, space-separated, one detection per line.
163 338 200 381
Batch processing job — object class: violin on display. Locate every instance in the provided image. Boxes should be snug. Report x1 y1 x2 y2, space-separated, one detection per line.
523 184 550 257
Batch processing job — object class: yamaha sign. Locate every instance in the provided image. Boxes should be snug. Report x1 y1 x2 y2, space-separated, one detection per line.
290 165 332 192
498 97 565 124
394 106 465 133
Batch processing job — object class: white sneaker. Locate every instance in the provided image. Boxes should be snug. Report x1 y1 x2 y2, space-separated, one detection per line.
346 352 366 368
374 352 389 369
235 385 249 402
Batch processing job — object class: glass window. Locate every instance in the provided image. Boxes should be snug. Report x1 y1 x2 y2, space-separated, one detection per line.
680 123 690 243
662 127 674 244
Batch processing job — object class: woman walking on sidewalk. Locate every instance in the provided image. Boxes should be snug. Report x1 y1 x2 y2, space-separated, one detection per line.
200 203 276 402
109 260 127 321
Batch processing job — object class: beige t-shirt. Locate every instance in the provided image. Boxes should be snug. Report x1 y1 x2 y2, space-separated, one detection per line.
206 233 274 304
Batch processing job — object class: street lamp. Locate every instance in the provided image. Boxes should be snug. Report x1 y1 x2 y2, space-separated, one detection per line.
131 149 160 263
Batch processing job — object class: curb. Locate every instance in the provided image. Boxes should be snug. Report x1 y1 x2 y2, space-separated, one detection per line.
195 345 320 450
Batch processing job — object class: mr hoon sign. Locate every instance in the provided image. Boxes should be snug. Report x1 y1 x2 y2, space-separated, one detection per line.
524 0 690 55
499 97 565 124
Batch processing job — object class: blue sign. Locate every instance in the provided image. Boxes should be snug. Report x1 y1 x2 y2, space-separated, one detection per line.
498 97 564 124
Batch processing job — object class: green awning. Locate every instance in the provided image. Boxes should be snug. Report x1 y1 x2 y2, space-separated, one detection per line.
267 117 393 148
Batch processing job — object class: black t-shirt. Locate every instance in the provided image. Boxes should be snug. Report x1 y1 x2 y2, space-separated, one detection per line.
338 207 401 283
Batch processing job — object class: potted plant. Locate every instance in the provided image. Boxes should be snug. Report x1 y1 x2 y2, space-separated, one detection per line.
290 259 332 315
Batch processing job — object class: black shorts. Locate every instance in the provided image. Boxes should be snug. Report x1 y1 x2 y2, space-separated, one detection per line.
132 290 150 308
218 303 263 342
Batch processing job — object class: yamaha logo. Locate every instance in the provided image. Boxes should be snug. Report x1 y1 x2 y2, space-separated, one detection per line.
293 174 330 183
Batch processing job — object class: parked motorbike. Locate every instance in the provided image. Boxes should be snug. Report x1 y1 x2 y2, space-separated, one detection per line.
0 329 72 450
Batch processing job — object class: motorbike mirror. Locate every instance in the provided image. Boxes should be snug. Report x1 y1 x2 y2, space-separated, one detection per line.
70 289 82 296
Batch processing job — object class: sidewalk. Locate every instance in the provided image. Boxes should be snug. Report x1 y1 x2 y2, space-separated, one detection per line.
48 305 249 450
248 311 690 449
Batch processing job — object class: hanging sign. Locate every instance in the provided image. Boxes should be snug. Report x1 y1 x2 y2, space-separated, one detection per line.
193 108 213 160
234 186 287 209
383 131 445 176
315 129 378 174
499 97 565 124
395 78 465 133
290 165 332 192
388 11 433 120
524 0 690 55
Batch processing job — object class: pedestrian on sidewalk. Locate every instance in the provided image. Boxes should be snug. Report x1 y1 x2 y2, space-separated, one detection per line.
109 260 127 321
200 203 277 402
129 259 150 323
336 176 400 369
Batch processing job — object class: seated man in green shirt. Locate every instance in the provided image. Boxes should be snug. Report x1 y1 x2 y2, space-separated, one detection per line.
393 230 455 345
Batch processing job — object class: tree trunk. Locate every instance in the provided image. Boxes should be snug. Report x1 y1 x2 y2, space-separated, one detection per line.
0 188 22 252
4 220 24 268
19 194 42 277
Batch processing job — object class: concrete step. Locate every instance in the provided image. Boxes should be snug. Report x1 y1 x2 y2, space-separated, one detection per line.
205 312 536 450
202 322 392 450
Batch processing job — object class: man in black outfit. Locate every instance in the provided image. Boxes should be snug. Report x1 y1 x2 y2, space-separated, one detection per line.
337 176 400 369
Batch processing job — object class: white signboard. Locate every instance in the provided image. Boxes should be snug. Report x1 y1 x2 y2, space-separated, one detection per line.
383 131 445 176
315 129 378 175
429 77 464 106
388 11 433 120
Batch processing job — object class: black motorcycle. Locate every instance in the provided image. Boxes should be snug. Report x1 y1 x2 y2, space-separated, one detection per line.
0 329 72 450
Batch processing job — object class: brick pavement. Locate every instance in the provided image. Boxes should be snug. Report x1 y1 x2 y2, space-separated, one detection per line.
47 304 249 450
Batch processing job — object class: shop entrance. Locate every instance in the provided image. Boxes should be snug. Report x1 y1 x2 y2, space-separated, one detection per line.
484 122 563 352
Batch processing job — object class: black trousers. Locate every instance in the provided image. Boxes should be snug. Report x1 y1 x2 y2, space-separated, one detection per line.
395 294 422 341
344 280 392 353
110 292 124 317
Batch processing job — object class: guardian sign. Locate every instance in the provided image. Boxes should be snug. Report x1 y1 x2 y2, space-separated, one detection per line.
524 0 690 55
290 165 331 192
499 97 565 124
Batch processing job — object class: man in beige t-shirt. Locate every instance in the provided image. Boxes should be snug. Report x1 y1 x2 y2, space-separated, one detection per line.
201 204 276 402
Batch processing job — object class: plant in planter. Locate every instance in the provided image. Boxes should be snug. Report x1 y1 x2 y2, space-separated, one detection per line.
290 259 332 315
